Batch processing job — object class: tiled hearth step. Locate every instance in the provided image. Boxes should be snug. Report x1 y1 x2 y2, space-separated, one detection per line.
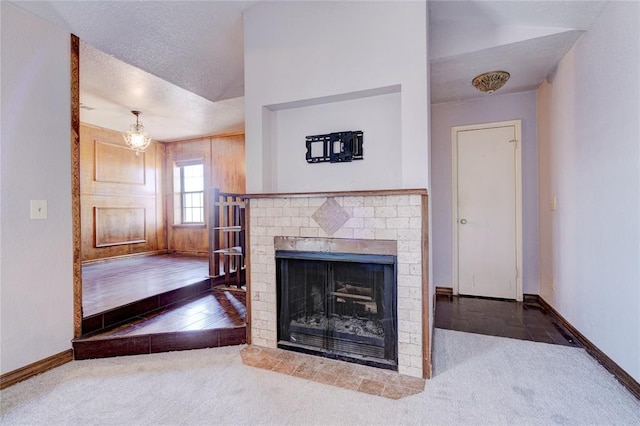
73 288 247 360
240 346 425 400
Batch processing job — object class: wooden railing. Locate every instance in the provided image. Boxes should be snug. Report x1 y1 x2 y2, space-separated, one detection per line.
209 188 246 288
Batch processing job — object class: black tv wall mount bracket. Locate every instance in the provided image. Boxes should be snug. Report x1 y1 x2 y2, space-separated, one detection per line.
305 131 364 163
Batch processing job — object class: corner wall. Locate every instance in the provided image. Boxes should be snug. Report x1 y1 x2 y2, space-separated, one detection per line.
537 1 640 381
1 3 74 373
430 91 539 294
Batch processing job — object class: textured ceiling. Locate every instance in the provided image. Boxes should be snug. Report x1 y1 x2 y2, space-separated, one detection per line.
79 42 244 142
429 0 607 28
429 1 607 103
11 0 608 138
13 0 256 103
11 0 256 141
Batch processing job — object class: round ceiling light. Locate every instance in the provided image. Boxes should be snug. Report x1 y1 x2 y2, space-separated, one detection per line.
472 71 510 94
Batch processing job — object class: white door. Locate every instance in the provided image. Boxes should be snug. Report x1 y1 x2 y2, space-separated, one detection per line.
452 120 522 301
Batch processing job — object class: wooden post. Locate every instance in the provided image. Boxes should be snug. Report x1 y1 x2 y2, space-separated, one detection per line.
209 188 221 277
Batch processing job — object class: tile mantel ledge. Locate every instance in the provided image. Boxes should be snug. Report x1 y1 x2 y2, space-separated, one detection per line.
243 188 428 199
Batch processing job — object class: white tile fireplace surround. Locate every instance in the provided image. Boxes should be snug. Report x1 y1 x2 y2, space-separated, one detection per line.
246 189 429 378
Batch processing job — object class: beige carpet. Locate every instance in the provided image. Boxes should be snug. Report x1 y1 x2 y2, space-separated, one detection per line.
1 329 639 425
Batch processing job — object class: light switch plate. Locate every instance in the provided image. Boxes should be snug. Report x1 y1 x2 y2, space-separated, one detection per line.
30 200 47 220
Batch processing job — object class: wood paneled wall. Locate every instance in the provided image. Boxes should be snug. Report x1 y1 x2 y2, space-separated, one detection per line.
165 133 245 254
80 125 245 260
80 123 166 261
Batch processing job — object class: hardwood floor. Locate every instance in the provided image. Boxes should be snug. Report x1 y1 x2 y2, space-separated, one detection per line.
434 294 578 346
75 254 247 359
100 289 246 337
82 254 209 317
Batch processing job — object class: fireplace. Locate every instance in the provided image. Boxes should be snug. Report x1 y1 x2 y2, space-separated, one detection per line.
248 191 428 378
276 250 397 370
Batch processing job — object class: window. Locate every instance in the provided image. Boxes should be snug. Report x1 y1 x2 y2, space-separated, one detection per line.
174 161 204 224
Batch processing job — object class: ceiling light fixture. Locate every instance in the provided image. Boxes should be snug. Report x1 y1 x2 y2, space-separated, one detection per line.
472 71 510 94
123 110 151 156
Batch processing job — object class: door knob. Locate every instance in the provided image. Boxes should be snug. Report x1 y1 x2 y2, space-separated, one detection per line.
460 218 467 224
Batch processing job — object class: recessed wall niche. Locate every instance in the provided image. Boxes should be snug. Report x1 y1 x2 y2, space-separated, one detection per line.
261 85 401 193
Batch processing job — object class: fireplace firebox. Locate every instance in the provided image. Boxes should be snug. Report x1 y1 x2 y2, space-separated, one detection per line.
276 250 397 370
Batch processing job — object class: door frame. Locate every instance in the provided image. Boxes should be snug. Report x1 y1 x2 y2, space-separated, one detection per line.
451 120 523 301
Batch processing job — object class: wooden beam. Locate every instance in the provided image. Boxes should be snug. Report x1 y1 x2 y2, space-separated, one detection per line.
244 188 428 199
70 33 82 338
421 194 432 379
245 201 252 345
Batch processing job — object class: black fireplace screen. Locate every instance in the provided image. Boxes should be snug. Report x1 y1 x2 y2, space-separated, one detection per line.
276 251 397 370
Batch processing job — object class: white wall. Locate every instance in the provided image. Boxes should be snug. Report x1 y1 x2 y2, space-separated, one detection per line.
431 91 539 294
0 3 74 374
273 91 401 193
537 1 640 381
244 1 428 193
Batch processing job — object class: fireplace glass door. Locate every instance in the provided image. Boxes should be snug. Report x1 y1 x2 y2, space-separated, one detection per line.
276 251 397 370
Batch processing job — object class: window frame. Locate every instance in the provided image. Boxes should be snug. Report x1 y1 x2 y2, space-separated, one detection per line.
174 159 205 225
